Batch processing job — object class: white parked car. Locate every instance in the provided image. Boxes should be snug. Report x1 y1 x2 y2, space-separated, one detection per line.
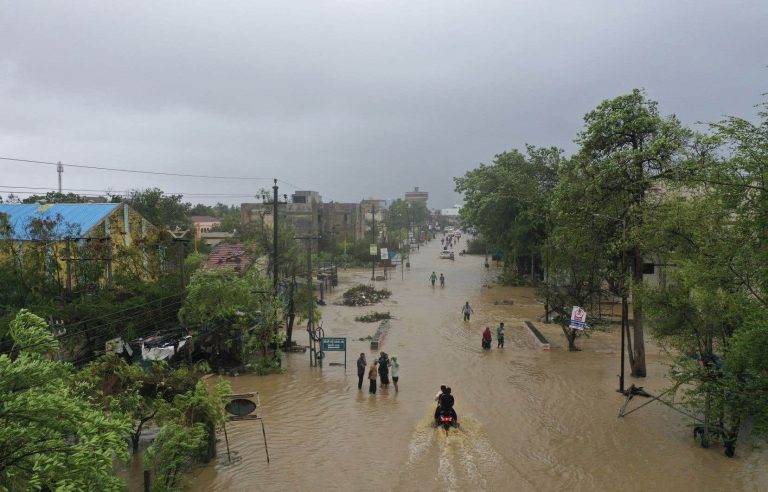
439 250 455 260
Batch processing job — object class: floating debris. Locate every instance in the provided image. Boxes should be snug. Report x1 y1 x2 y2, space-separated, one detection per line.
339 284 392 306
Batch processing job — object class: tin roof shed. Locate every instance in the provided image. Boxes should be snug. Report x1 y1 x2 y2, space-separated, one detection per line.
0 203 120 240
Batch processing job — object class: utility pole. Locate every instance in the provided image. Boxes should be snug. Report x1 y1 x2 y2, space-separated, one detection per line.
264 180 288 291
371 204 376 281
272 179 279 290
57 161 63 194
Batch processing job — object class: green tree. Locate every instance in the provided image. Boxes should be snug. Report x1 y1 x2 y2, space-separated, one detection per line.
146 379 232 490
21 191 91 204
638 99 768 455
0 310 129 490
454 145 561 283
573 89 691 377
75 354 204 453
113 188 191 230
179 268 285 373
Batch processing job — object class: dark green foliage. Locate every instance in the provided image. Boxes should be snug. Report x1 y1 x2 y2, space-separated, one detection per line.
0 310 130 490
355 311 392 322
340 284 392 306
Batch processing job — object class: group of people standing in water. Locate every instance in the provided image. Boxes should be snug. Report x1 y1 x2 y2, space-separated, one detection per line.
357 351 399 395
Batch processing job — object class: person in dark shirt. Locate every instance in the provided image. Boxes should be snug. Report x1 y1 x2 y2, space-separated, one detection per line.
356 353 366 390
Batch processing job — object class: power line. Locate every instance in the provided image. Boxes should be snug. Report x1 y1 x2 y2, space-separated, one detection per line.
0 156 280 182
0 296 184 354
0 188 261 198
1 156 305 192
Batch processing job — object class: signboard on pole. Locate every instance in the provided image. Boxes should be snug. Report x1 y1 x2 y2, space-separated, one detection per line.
569 306 587 330
380 247 388 260
320 337 346 351
319 337 347 368
369 244 378 256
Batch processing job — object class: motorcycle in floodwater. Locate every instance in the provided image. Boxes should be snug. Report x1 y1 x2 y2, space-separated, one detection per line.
435 410 459 432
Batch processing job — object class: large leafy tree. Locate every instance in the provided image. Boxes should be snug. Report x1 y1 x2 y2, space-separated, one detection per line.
573 89 691 377
179 268 285 373
638 100 768 454
0 310 129 490
113 188 191 230
454 145 561 282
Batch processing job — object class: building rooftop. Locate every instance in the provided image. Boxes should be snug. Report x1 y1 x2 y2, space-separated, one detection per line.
191 216 221 223
0 203 120 240
205 242 254 273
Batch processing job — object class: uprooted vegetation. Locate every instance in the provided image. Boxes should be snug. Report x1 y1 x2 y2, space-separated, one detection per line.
355 311 392 322
339 284 392 306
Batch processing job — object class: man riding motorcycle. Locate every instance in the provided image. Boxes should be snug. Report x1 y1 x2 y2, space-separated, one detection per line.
434 386 458 423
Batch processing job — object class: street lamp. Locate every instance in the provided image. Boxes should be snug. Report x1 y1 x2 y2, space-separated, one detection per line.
593 212 627 394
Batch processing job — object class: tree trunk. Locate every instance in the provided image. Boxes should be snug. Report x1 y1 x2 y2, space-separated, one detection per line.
561 324 578 351
631 246 646 377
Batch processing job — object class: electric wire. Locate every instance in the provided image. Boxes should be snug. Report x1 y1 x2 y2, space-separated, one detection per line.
0 156 304 191
0 298 184 355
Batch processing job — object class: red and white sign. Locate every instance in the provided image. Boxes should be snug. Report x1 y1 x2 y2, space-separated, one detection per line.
570 306 587 330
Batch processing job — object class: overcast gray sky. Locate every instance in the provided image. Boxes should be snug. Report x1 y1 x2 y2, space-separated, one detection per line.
1 0 766 208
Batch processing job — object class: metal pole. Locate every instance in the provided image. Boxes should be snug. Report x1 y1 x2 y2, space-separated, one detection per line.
178 240 186 294
57 161 63 193
619 217 626 394
223 421 232 463
260 419 270 463
272 179 279 290
143 470 150 492
619 308 626 393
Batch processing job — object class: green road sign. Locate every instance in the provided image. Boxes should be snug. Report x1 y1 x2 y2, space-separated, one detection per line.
320 337 346 351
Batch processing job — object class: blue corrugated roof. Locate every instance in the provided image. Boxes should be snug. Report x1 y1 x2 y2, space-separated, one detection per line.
0 203 120 240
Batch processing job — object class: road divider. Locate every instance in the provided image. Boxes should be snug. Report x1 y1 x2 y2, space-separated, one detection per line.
524 321 550 351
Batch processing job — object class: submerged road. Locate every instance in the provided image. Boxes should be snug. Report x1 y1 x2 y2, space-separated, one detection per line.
191 238 767 491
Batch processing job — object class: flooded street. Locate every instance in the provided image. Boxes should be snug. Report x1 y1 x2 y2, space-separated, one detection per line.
192 238 767 491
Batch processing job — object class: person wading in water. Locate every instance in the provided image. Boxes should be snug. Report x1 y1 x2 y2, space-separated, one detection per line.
462 301 474 321
357 353 367 390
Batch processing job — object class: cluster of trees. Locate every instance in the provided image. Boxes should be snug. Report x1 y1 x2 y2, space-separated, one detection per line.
1 310 231 491
455 89 768 454
0 189 315 487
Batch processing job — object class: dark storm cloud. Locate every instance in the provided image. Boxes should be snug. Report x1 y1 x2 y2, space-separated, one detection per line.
1 0 766 207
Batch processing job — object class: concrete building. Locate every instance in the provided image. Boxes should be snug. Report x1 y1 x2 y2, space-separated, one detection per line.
404 186 428 205
438 205 462 226
241 191 367 244
191 215 221 240
321 201 366 243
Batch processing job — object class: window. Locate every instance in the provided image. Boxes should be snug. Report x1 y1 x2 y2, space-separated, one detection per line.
642 263 655 274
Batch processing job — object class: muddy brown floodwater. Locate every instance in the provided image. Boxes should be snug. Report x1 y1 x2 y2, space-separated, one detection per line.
189 238 767 492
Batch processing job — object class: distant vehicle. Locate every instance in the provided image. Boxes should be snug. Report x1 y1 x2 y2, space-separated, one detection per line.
439 250 455 260
454 231 462 238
